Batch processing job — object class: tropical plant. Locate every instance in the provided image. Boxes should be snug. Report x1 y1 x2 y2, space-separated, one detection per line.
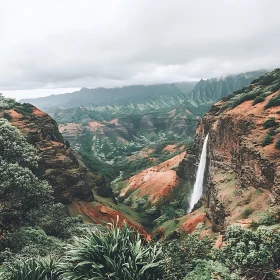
59 218 164 280
0 257 59 280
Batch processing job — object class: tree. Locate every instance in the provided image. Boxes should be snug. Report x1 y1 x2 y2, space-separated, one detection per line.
162 233 213 279
0 118 53 231
220 225 280 279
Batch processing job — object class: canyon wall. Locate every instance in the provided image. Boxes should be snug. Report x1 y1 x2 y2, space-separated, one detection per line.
0 101 99 204
177 69 280 231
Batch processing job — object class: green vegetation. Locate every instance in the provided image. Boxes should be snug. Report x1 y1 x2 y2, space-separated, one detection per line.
221 69 280 111
59 220 163 280
0 118 52 231
4 222 280 280
263 117 278 128
162 233 213 279
262 134 274 146
2 112 11 120
268 128 279 136
252 96 265 105
258 210 277 226
275 139 280 149
0 96 16 109
232 89 262 108
220 226 280 279
240 207 254 219
265 94 280 109
1 257 59 280
154 200 185 227
0 118 83 271
2 221 164 280
185 260 239 280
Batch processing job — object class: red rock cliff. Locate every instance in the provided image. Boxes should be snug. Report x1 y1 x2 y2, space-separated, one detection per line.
178 69 280 231
0 102 94 204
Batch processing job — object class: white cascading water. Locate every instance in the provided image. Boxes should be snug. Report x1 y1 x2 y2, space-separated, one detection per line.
188 134 209 213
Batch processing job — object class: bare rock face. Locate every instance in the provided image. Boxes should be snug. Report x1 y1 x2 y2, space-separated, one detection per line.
178 69 280 231
0 103 95 204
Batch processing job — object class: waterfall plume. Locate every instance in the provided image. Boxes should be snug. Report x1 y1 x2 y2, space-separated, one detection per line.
188 134 209 213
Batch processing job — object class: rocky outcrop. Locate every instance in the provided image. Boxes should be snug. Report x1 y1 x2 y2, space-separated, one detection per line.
178 69 280 231
115 152 188 206
0 102 95 204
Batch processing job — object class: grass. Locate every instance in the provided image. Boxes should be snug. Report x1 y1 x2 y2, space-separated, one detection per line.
95 193 144 224
155 217 185 238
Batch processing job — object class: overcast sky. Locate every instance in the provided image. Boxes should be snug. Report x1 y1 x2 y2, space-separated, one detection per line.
1 0 280 100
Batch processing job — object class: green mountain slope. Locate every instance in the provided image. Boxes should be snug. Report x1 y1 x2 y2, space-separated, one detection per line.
20 82 197 109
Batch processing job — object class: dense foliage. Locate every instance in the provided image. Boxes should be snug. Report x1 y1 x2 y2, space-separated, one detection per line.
162 233 213 279
160 224 280 280
219 226 280 279
265 94 280 109
0 118 82 268
0 118 52 231
59 220 163 280
1 221 164 280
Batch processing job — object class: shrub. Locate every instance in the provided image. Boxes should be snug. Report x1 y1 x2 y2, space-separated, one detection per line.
268 128 278 136
240 207 254 219
275 139 280 150
1 227 62 261
162 233 213 279
258 210 277 226
59 219 164 280
184 260 240 280
2 112 11 120
0 96 16 109
39 204 83 239
269 82 280 93
220 226 280 279
262 134 274 146
15 103 34 114
123 197 132 205
232 91 261 108
265 94 280 109
253 96 265 105
131 196 149 211
263 117 277 128
259 73 277 85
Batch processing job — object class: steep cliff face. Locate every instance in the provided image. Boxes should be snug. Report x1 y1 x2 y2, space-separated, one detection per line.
178 69 280 231
0 101 96 204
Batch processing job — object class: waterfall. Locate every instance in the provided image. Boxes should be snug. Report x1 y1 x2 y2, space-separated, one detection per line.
188 134 209 213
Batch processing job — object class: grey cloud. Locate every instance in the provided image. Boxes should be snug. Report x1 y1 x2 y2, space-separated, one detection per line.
0 0 280 97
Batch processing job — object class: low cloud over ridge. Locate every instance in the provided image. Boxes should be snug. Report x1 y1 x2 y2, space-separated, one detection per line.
1 0 280 98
